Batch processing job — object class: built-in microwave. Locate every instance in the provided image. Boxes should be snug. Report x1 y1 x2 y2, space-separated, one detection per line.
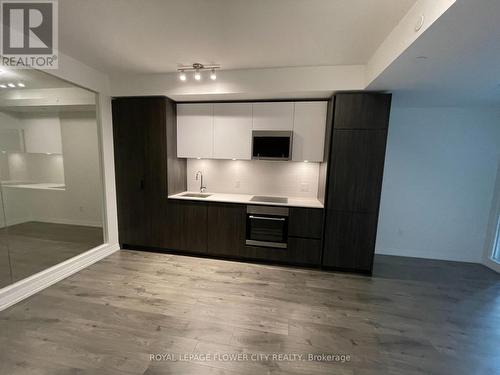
252 131 293 160
246 205 289 249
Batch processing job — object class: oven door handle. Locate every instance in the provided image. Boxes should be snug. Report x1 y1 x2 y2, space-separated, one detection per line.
248 215 286 221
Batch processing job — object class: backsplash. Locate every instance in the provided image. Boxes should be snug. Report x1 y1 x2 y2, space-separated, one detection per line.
1 152 65 184
186 159 320 198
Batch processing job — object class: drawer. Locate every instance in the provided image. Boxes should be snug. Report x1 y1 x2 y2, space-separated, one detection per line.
242 237 321 266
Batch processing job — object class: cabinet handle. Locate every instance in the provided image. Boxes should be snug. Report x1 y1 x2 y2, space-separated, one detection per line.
140 179 145 190
249 215 285 221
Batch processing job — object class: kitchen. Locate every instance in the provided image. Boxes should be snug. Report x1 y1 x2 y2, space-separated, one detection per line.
1 1 499 374
112 93 390 273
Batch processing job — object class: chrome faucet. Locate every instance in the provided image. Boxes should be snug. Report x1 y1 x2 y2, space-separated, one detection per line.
195 171 206 193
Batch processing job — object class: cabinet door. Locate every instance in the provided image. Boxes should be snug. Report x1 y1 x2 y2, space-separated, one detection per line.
213 103 252 160
252 102 294 130
143 98 168 247
288 208 323 239
328 130 387 213
112 98 151 246
334 93 391 130
322 211 378 273
177 103 213 158
292 101 327 162
207 204 246 256
164 201 208 253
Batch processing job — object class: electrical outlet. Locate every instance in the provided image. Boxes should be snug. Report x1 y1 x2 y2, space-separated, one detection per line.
300 183 309 192
235 181 240 188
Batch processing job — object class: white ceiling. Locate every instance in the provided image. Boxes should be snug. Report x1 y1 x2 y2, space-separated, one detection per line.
0 69 74 91
59 0 416 74
368 0 500 106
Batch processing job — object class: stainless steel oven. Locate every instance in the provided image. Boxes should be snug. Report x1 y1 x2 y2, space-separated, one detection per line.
246 206 289 249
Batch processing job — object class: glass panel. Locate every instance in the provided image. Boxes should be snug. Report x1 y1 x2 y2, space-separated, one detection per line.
492 214 500 263
0 69 105 287
0 184 12 288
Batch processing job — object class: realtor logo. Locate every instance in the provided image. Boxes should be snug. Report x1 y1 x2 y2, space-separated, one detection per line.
1 0 58 68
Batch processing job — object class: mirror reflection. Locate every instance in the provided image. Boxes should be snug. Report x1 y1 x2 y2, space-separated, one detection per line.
0 69 104 288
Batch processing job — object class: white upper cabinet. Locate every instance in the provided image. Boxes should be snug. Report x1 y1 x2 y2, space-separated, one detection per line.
252 102 294 130
292 101 327 162
176 101 327 161
177 103 213 158
213 103 252 160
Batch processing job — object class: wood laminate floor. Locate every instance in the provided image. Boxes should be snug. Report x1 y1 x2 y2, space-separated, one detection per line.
0 250 499 375
0 221 104 287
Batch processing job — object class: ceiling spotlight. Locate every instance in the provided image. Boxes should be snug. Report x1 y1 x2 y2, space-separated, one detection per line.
7 83 15 88
177 63 220 83
17 83 25 87
0 84 6 88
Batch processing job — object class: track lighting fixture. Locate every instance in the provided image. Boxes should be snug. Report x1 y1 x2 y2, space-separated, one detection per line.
177 63 220 82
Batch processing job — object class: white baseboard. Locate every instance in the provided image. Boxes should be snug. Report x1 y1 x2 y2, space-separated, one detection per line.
0 216 33 228
375 247 481 263
0 242 120 312
483 257 500 273
0 217 103 228
31 217 103 227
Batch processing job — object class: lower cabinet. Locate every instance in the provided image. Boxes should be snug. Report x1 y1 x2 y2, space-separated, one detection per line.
239 238 321 266
288 208 323 239
163 201 208 253
207 204 246 256
288 237 322 265
322 211 378 273
164 201 323 267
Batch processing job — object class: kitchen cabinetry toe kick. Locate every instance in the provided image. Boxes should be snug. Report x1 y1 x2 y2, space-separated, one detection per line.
245 240 287 249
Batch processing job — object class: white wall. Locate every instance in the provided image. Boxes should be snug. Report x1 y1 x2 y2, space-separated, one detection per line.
43 52 118 245
376 106 500 263
186 159 320 198
111 65 365 101
59 111 103 226
0 111 103 228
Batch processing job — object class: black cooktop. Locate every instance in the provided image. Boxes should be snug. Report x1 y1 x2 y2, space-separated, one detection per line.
250 196 288 204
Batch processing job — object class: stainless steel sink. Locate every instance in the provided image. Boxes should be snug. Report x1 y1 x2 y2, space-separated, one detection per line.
250 195 288 204
180 193 212 198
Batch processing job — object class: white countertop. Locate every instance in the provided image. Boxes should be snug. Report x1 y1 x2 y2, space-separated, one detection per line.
1 182 66 191
168 191 324 208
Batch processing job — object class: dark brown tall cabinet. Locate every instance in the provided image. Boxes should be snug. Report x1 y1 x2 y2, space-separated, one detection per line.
322 93 392 274
112 97 187 249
